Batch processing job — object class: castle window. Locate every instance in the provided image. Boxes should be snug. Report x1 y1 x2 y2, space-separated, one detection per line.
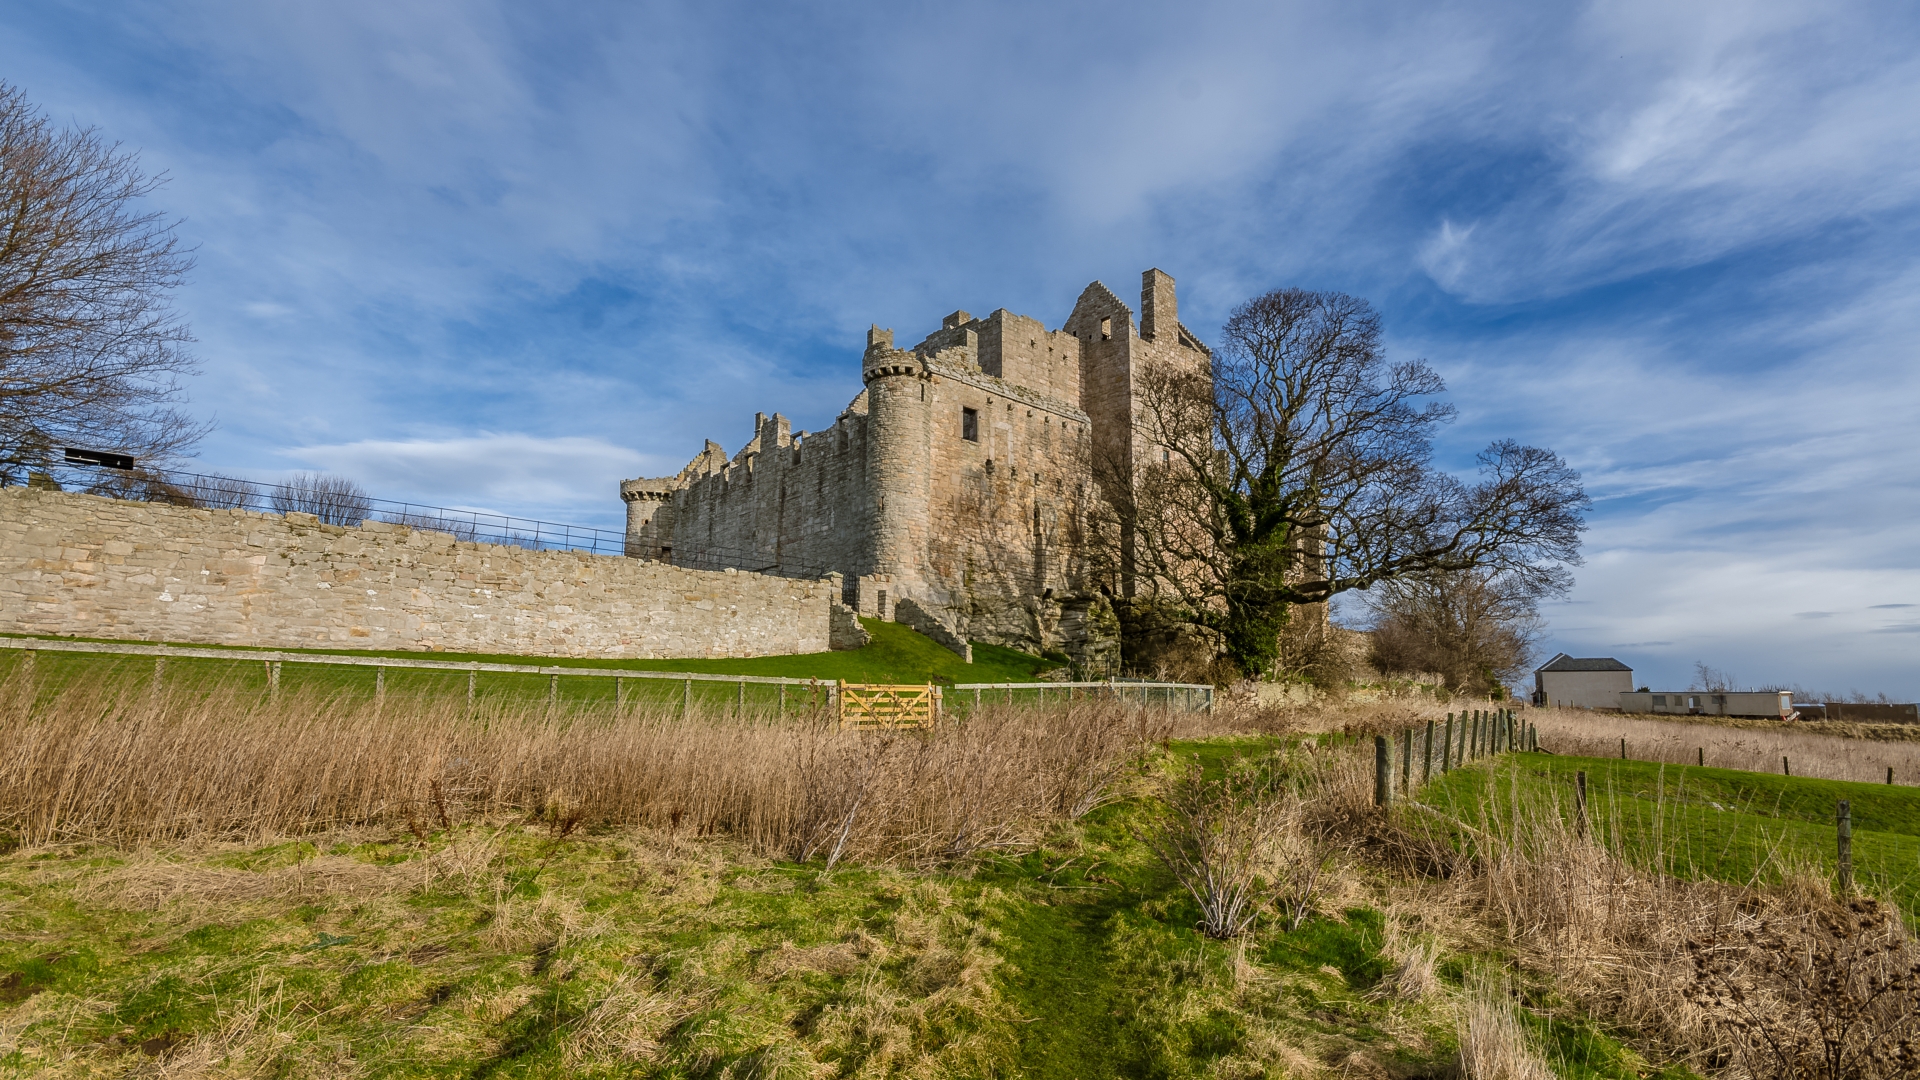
1100 317 1111 340
962 407 979 442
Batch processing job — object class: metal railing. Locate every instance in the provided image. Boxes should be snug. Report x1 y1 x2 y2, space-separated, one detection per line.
61 465 853 578
952 679 1215 712
53 466 630 557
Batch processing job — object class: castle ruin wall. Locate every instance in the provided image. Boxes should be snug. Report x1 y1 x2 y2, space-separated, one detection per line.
0 488 832 658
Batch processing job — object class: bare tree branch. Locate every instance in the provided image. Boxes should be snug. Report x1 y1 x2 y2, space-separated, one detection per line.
0 82 204 484
1109 287 1588 678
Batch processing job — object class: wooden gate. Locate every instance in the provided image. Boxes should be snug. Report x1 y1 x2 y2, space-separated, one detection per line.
838 682 942 729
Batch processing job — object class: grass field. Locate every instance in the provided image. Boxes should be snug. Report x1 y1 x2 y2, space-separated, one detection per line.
11 670 1906 1078
1421 753 1920 918
0 619 1061 717
0 733 1687 1080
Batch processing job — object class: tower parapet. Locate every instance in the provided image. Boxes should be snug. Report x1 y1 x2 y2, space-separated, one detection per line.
620 479 677 560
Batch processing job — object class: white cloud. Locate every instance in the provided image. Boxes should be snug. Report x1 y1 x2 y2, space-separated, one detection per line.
273 434 656 523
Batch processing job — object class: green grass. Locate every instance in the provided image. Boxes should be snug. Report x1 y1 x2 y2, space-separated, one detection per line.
0 620 1057 713
0 733 1701 1078
1421 754 1920 918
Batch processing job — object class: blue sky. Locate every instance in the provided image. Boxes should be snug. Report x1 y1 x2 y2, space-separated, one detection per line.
5 0 1917 696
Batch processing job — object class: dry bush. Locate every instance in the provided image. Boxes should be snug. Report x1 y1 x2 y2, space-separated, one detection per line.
1368 760 1920 1074
1686 898 1920 1079
1533 708 1920 784
0 670 1162 863
1259 696 1459 738
1138 743 1351 939
1137 756 1281 939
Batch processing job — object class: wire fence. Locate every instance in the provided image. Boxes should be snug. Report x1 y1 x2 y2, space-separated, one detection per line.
0 636 1216 719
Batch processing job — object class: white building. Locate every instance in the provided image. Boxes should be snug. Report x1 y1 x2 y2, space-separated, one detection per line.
1533 654 1634 710
1618 690 1793 719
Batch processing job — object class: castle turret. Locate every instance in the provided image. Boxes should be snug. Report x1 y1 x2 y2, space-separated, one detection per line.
619 478 676 560
861 325 934 611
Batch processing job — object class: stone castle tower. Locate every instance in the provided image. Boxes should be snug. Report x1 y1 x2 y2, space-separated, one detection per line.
619 269 1211 668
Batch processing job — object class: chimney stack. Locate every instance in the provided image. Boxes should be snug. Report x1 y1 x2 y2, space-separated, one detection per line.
1140 269 1177 342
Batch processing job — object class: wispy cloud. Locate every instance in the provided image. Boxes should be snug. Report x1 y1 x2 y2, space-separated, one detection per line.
1 0 1915 694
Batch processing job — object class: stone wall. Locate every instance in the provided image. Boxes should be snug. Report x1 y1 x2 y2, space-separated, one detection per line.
667 404 875 582
0 488 832 658
908 347 1096 655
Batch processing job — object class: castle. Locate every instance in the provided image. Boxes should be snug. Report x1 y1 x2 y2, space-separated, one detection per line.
619 269 1211 669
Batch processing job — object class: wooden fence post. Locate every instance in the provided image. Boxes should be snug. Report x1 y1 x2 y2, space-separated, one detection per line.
1442 714 1454 773
1783 756 1790 777
682 679 692 719
616 676 626 711
1401 727 1413 792
737 678 746 716
1374 736 1392 808
376 665 385 706
1890 767 1896 785
467 666 477 708
1423 719 1435 783
1697 747 1703 767
1837 799 1853 895
549 673 559 707
1620 737 1627 760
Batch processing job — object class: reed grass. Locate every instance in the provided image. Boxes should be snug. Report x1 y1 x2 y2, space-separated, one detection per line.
0 667 1173 864
1534 707 1920 784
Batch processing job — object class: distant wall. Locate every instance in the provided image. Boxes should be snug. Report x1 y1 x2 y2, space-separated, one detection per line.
1539 670 1635 710
0 488 832 658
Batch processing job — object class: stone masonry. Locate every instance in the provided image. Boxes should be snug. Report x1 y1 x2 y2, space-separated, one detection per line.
0 487 832 657
621 269 1212 668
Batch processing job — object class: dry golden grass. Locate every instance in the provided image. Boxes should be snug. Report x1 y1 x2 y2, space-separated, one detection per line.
0 668 1176 863
1532 707 1920 782
1457 973 1554 1080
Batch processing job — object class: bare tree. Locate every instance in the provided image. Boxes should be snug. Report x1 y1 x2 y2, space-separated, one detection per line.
269 472 371 526
1110 287 1588 678
1365 567 1551 698
178 472 261 510
0 83 204 485
76 465 193 506
1691 661 1735 693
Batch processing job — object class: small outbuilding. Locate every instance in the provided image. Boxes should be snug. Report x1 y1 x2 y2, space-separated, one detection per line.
1618 690 1793 719
1533 654 1633 710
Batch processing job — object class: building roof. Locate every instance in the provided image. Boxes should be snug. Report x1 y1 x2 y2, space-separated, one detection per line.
1536 653 1632 673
